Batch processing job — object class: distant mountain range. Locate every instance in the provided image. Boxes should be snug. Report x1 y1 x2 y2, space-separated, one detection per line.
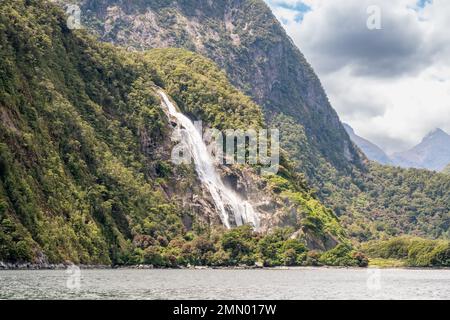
345 125 450 171
343 124 392 165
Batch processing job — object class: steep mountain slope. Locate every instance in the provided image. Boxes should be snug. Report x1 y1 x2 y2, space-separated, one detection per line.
392 129 450 171
344 124 392 165
61 0 450 241
71 0 363 179
343 164 450 241
0 0 349 265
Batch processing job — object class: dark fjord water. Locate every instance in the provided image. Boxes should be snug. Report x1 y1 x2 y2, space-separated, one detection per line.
0 268 449 300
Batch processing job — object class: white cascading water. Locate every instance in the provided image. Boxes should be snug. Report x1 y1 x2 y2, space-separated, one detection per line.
158 91 260 230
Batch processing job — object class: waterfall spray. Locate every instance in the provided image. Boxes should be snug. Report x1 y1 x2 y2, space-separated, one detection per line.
158 91 260 229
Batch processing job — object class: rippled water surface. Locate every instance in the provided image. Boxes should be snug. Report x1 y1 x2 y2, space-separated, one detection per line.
1 268 449 300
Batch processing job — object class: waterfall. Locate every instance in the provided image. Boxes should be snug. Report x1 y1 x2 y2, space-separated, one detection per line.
158 90 260 230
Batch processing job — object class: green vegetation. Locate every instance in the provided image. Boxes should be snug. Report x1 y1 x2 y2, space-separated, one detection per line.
319 244 368 267
144 49 263 130
362 237 450 267
0 0 202 264
128 226 367 268
338 164 450 242
368 258 406 268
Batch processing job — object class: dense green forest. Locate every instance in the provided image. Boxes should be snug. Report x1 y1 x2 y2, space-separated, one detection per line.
335 164 450 241
0 0 365 267
362 237 450 267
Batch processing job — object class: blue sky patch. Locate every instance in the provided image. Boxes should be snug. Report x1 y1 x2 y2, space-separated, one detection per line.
417 0 433 8
266 0 311 13
266 0 312 24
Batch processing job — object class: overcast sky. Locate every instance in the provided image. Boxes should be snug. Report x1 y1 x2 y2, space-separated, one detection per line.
265 0 450 154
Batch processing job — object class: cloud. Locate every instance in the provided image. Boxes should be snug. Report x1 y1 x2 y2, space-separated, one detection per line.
287 0 433 77
265 0 450 153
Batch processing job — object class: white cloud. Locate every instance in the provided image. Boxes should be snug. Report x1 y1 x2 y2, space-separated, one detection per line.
265 0 450 153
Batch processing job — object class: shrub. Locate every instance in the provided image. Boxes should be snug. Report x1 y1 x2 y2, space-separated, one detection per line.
143 246 165 266
362 237 450 267
319 244 359 267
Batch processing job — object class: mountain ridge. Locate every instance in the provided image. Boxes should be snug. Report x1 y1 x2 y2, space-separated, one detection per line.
343 123 392 165
345 123 450 172
391 128 450 171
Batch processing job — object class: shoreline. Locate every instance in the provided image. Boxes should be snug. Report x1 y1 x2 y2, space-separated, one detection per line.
1 262 449 271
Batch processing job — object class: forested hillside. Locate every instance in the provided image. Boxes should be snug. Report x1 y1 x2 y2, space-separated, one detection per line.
0 0 362 266
69 0 450 242
338 164 450 241
363 237 449 267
